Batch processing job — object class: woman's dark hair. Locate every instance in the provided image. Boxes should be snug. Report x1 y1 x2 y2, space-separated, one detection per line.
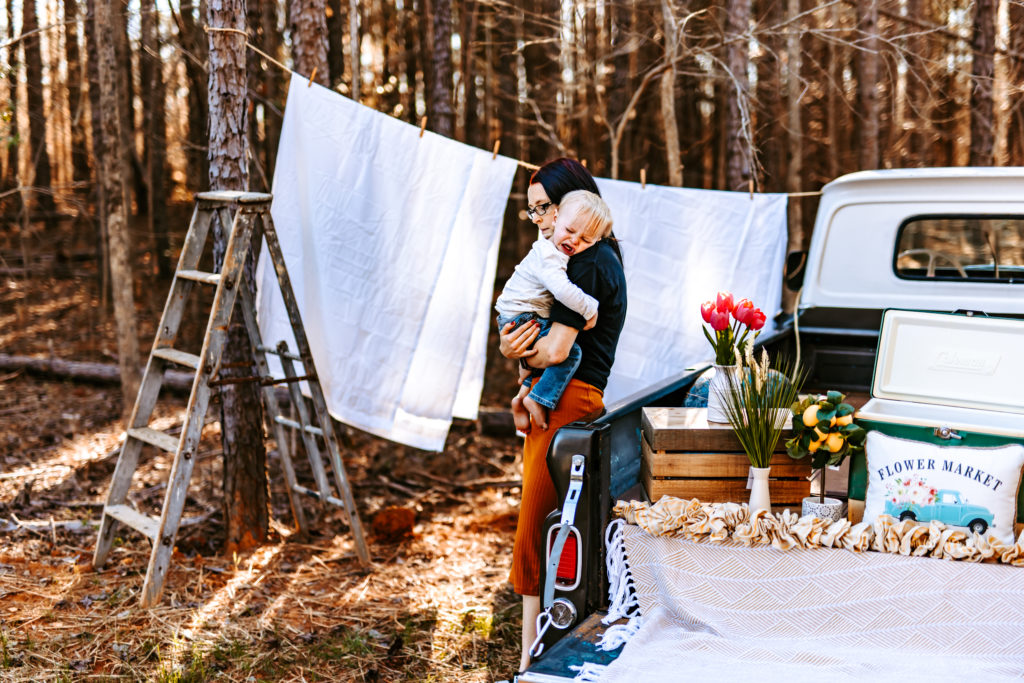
530 158 622 262
530 158 601 204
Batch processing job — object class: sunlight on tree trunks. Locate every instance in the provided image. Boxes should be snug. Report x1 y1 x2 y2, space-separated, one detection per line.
95 0 141 415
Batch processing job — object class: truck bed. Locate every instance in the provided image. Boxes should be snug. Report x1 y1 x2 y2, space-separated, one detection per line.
516 613 624 682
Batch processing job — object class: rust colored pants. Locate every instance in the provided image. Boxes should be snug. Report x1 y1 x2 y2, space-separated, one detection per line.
509 379 604 596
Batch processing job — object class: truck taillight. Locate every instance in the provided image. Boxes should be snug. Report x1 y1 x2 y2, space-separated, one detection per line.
557 533 577 582
547 525 582 590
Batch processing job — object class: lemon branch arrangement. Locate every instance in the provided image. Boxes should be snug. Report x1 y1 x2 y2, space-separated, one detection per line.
786 391 866 503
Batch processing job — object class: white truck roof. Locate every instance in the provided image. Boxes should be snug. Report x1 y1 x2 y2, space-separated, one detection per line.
800 167 1024 316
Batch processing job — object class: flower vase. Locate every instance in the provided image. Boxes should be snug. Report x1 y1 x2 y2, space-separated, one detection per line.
707 364 740 424
748 466 772 515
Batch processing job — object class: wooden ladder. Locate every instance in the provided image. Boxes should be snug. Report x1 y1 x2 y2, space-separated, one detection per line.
93 191 370 606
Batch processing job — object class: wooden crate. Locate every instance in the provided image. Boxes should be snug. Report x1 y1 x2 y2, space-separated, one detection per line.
641 407 811 508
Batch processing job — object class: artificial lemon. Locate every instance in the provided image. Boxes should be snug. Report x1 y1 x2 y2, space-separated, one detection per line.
836 414 853 426
825 432 845 452
808 437 824 453
814 425 830 441
802 404 820 427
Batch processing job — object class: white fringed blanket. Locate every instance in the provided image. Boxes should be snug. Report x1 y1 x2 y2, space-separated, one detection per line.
587 510 1024 682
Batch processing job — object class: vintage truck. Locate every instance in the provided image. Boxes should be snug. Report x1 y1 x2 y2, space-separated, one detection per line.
513 167 1024 682
884 490 994 535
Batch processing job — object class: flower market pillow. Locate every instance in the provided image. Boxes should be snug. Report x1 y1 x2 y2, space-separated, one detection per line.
863 431 1024 543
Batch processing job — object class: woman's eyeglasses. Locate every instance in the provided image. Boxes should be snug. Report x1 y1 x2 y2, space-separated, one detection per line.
526 202 553 219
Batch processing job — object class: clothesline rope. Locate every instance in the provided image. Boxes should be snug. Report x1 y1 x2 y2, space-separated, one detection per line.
206 25 824 196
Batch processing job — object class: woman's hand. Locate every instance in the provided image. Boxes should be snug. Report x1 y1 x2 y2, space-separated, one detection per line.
499 320 540 360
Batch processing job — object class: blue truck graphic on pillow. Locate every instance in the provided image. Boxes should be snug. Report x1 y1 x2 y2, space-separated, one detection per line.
884 490 995 535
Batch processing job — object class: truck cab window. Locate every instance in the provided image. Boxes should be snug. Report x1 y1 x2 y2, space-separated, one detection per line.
895 215 1024 283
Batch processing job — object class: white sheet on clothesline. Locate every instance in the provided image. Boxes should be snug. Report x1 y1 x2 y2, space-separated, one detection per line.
594 178 788 405
256 74 516 451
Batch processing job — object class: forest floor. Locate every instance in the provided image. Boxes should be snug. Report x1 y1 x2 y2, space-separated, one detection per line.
0 217 527 682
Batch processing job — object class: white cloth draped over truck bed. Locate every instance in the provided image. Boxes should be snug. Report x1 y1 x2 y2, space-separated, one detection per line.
591 522 1024 682
594 179 788 405
256 74 516 451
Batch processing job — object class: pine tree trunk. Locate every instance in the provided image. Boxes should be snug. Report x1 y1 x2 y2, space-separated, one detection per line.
825 1 843 180
180 1 210 190
85 0 108 296
969 0 996 166
403 6 419 123
95 0 141 413
290 0 330 84
350 0 360 100
112 1 145 214
784 0 803 312
1008 0 1024 165
723 0 751 190
140 0 171 277
660 0 682 187
255 0 283 179
2 1 19 213
326 0 346 89
208 0 269 555
855 0 879 170
23 0 57 216
785 0 802 202
608 0 635 180
247 0 267 188
579 0 603 173
461 0 480 145
755 0 784 191
428 0 454 136
64 0 91 196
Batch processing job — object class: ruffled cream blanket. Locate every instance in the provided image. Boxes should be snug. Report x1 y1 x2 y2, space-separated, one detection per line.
614 497 1024 563
579 499 1024 682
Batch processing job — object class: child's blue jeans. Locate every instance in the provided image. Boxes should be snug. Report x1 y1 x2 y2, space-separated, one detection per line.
497 311 582 410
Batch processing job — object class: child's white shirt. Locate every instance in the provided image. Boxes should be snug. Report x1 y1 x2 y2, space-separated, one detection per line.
495 238 599 320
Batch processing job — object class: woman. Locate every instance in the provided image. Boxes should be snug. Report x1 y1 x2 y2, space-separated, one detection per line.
500 158 627 671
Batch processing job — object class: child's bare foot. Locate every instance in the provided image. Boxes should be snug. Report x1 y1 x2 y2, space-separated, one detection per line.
523 395 549 431
511 395 532 433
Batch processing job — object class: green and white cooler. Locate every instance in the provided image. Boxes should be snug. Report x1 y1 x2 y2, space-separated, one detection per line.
849 309 1024 524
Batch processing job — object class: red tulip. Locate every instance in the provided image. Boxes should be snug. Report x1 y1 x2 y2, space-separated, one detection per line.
748 308 767 330
715 291 735 313
709 309 731 331
733 298 754 325
700 301 715 323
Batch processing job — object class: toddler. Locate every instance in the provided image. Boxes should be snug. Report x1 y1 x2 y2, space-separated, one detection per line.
495 190 614 432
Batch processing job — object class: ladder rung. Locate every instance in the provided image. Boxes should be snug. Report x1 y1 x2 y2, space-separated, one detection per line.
177 269 221 285
104 504 160 542
153 347 201 370
275 415 324 437
127 427 180 453
258 346 304 362
195 190 273 204
293 484 345 508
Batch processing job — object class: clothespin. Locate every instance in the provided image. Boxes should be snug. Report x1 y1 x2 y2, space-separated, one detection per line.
492 139 501 160
308 67 317 86
640 168 646 190
419 116 428 138
748 177 754 200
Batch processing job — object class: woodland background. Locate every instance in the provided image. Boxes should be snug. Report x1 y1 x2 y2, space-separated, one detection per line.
0 0 1023 679
3 0 1024 277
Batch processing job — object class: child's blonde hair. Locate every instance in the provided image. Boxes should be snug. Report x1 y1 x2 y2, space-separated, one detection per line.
558 190 613 240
